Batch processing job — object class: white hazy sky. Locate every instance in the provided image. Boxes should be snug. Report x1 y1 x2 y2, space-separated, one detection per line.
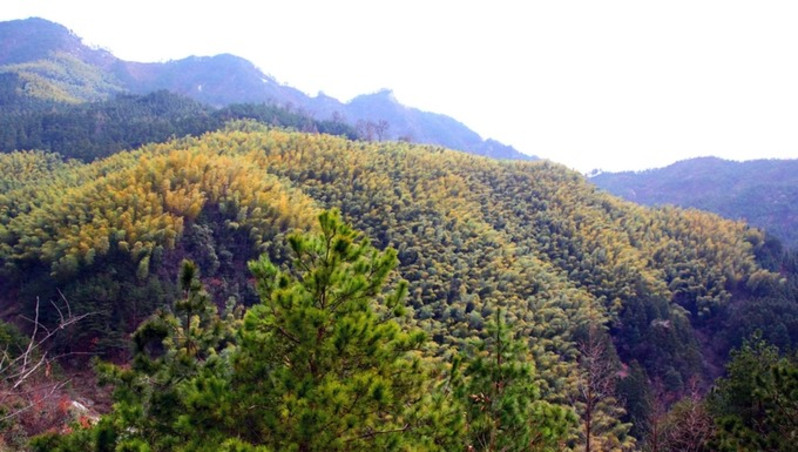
3 0 798 172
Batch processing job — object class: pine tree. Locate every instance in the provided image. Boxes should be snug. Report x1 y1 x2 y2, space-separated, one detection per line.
708 335 798 452
31 260 239 451
452 308 577 451
233 209 429 450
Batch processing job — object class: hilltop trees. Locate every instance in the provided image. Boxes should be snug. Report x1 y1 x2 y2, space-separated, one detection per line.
1 124 791 448
0 90 360 162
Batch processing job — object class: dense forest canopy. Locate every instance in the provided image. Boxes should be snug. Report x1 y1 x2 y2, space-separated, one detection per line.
591 157 798 248
0 85 359 161
1 17 797 450
2 122 797 450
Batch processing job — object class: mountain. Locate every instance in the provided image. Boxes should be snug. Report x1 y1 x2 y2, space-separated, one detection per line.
0 18 123 103
116 53 312 107
590 157 798 248
2 124 790 402
3 17 797 452
306 89 531 159
0 17 533 160
0 17 116 68
2 126 797 450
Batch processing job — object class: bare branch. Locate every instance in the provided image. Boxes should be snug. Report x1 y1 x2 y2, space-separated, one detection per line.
344 423 410 442
58 288 72 319
1 294 91 428
0 379 69 424
50 295 66 325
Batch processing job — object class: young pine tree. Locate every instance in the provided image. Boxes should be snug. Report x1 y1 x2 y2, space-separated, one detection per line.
233 209 430 451
31 260 241 451
452 309 577 452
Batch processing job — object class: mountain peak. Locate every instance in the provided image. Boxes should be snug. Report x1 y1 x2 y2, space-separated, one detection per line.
0 17 77 63
374 88 397 100
0 16 115 68
0 17 535 161
2 17 70 35
352 88 399 104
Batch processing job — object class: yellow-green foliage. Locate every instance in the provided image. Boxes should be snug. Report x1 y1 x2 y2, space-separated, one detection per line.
0 124 771 413
0 138 317 277
0 150 82 192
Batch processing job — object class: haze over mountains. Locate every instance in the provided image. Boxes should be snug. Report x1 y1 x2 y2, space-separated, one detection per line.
2 15 798 452
0 17 531 160
592 157 798 248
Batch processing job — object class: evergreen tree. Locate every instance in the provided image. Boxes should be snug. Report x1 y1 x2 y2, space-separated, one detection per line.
708 334 798 452
32 211 448 451
231 209 430 450
452 309 577 451
32 260 240 451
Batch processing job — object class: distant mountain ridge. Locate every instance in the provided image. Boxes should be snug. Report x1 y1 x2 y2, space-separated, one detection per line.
591 156 798 248
0 16 115 66
0 17 533 160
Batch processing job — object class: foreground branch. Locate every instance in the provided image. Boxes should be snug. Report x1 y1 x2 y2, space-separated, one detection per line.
1 296 90 426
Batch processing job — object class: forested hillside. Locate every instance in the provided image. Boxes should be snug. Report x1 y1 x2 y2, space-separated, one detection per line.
591 157 798 248
0 87 357 161
0 17 531 160
2 123 797 450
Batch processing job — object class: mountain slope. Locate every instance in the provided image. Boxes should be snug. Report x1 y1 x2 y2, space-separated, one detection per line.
0 89 359 161
3 125 796 448
116 53 312 107
591 157 798 248
308 89 532 159
0 17 116 67
0 124 779 385
0 17 532 160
